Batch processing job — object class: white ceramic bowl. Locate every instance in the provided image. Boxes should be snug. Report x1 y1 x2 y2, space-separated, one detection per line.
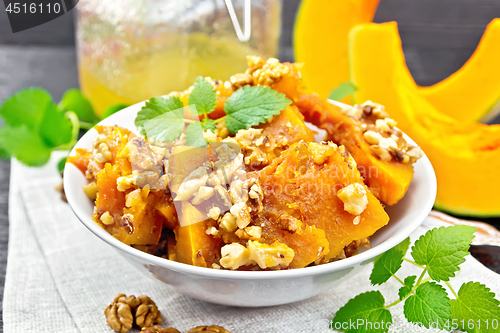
64 101 437 307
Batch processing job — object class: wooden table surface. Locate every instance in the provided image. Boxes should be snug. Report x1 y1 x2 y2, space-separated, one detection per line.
0 1 500 331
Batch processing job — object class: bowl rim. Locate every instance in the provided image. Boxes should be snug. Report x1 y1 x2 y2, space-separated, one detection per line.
64 101 437 280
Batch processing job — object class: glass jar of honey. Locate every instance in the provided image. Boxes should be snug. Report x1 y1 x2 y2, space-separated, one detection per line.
76 0 281 115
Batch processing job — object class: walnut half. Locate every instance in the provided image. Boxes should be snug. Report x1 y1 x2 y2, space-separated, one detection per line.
142 326 181 333
186 325 231 333
104 294 136 333
135 295 163 328
105 293 162 333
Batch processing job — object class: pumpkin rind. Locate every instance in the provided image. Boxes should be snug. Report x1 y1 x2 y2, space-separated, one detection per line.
293 0 380 102
349 22 500 217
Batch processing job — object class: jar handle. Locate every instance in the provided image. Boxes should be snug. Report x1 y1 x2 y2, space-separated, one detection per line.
224 0 251 42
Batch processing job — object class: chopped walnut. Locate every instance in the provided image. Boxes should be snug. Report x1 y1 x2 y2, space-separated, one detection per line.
174 167 209 201
359 100 389 118
375 119 391 132
142 326 180 333
353 216 361 225
219 243 251 270
214 120 230 139
229 202 251 229
82 182 98 200
186 325 231 333
276 214 302 233
191 186 215 205
245 178 264 213
121 214 135 235
406 145 423 162
230 72 253 89
219 212 237 232
363 131 382 145
252 58 291 86
206 226 220 237
308 142 336 165
203 130 218 143
247 240 294 269
337 183 369 216
208 206 221 220
117 174 136 192
370 145 392 162
125 189 141 207
235 226 262 240
100 211 114 225
95 142 112 163
214 184 232 208
228 178 246 204
126 137 163 172
340 104 364 120
246 55 266 73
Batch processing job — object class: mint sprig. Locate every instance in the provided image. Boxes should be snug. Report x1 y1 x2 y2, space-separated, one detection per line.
332 225 500 333
137 77 291 147
0 88 71 166
0 87 128 167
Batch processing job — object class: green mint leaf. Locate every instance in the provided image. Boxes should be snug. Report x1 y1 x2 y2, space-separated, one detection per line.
328 82 358 101
404 281 451 330
0 138 11 160
59 89 97 123
224 85 291 133
185 122 208 148
101 104 129 120
411 225 475 281
188 76 217 116
0 88 52 130
135 96 184 135
398 275 417 300
370 237 410 285
57 157 67 173
202 119 216 132
450 282 500 333
331 291 392 333
394 237 411 254
39 103 73 148
0 125 51 166
143 106 185 143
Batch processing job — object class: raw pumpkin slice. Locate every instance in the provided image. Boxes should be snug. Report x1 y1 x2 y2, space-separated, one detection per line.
293 0 379 102
349 22 500 217
256 141 389 261
295 93 417 205
419 19 500 123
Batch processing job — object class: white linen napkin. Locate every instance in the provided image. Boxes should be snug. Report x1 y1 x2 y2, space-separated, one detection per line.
3 153 500 333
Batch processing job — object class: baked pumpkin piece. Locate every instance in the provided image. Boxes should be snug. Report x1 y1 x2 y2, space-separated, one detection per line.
256 141 389 261
232 105 315 170
296 94 421 205
174 202 222 267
